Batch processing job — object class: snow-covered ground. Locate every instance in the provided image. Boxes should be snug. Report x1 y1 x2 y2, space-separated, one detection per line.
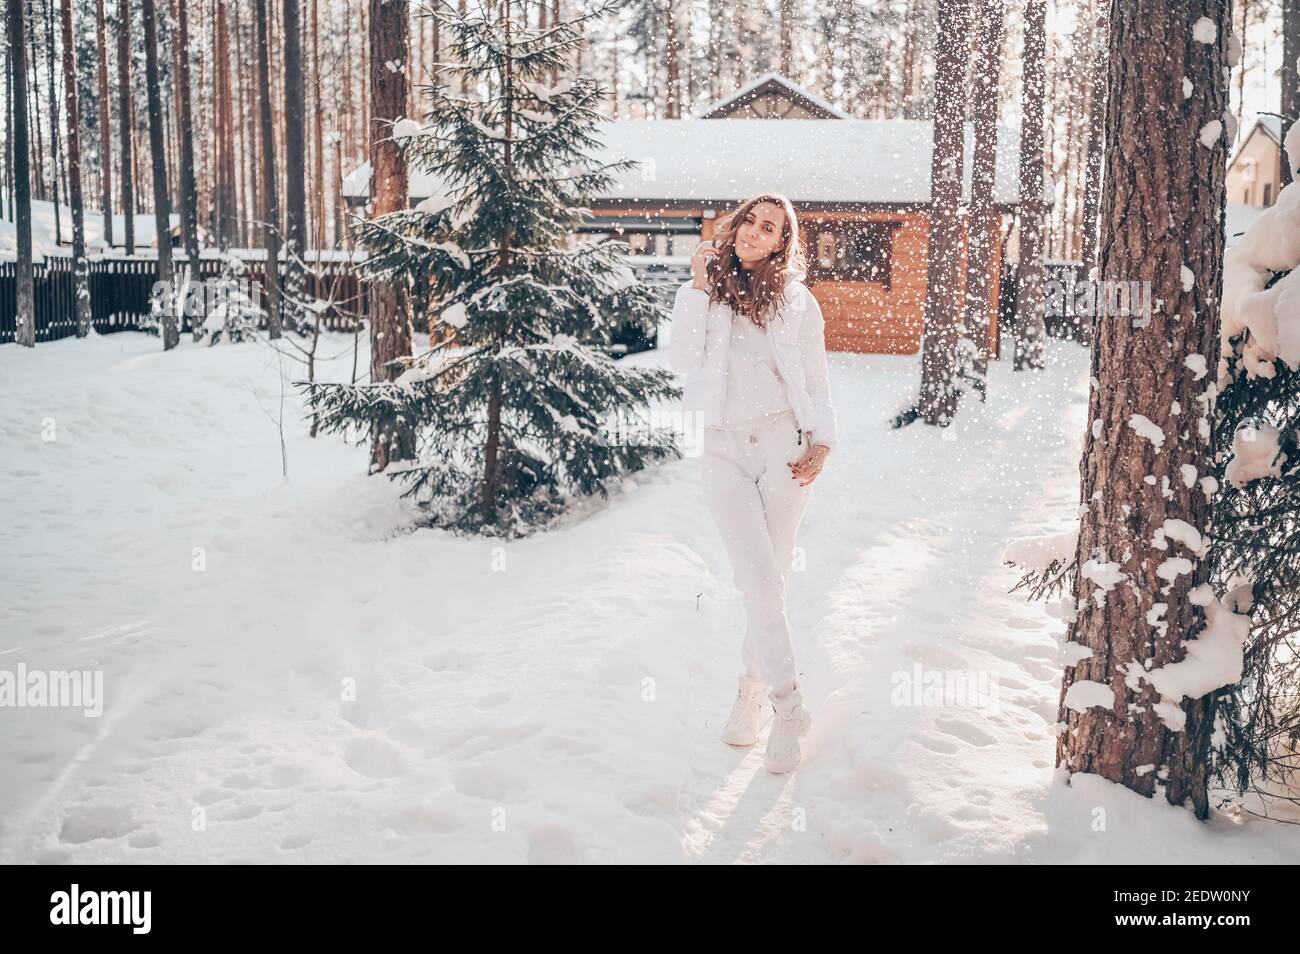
1 328 1297 864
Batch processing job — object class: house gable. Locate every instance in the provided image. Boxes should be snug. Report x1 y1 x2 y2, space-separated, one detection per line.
698 72 850 120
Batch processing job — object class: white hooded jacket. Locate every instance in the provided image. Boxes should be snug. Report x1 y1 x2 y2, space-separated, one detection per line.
666 269 839 455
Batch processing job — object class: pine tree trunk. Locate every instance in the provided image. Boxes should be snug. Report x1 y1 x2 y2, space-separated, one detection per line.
483 0 515 519
1234 0 1249 131
1081 2 1108 291
367 0 414 472
1043 33 1059 258
173 0 200 278
339 1 352 246
255 0 282 336
60 0 92 337
917 0 969 427
28 13 44 202
1058 21 1078 262
1014 0 1047 370
116 0 134 253
960 0 1002 396
340 0 351 243
4 17 11 222
238 1 252 249
780 0 794 77
44 0 61 246
195 0 208 236
664 0 680 118
9 0 35 346
94 0 112 246
360 0 369 135
1057 0 1231 821
140 0 176 350
283 0 306 330
214 0 232 247
311 0 323 250
271 0 284 255
901 0 919 117
1283 1 1299 188
549 0 558 85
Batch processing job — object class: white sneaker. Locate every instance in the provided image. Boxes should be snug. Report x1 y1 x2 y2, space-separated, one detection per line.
763 686 812 773
721 675 767 746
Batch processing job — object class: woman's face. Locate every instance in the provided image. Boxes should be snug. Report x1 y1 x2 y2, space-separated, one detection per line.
733 202 787 268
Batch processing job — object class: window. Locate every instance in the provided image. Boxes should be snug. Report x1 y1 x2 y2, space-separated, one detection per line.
575 214 702 259
1263 183 1273 207
807 220 898 287
620 231 698 257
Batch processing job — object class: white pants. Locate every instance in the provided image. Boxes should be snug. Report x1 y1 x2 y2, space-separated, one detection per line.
700 408 814 698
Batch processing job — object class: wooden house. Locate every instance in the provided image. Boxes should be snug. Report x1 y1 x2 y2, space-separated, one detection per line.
343 73 1027 355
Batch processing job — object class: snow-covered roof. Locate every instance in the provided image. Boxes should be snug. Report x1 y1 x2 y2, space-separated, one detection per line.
697 72 851 120
1229 114 1287 169
1258 114 1284 143
0 195 178 260
343 118 1026 207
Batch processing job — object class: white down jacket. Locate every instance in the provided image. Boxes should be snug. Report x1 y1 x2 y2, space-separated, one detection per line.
666 269 839 455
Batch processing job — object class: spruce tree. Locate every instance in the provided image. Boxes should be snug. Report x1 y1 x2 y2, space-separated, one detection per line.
303 0 680 538
199 253 267 345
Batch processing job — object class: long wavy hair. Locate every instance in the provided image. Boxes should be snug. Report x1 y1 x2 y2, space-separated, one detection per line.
705 193 808 328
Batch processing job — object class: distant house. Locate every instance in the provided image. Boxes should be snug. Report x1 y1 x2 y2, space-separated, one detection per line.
344 73 1028 355
1227 116 1285 209
1223 115 1298 247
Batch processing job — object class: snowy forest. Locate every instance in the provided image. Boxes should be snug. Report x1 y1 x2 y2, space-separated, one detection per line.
1 0 1299 875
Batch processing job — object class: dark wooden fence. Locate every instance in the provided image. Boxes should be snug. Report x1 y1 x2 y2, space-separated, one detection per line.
0 252 367 345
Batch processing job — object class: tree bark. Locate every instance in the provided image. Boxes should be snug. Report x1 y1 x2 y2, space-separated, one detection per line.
1057 0 1231 821
311 0 324 250
237 0 252 249
9 0 35 346
3 11 11 222
960 0 1003 397
664 0 681 118
116 0 133 253
367 0 414 472
140 0 177 350
1283 1 1299 188
214 0 234 247
173 0 200 278
283 0 307 330
780 0 794 77
60 0 92 337
1014 0 1047 369
482 0 517 519
94 0 112 245
1234 0 1249 132
917 0 969 426
340 0 353 243
255 0 282 336
27 10 43 202
1081 1 1109 295
43 0 61 246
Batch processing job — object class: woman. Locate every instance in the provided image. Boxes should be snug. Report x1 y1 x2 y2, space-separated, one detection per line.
667 193 839 774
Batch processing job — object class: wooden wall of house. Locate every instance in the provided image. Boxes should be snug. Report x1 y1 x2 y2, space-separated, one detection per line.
789 209 1003 358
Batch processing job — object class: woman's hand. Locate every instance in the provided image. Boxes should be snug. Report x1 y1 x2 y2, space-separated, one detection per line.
690 241 718 291
789 443 830 486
